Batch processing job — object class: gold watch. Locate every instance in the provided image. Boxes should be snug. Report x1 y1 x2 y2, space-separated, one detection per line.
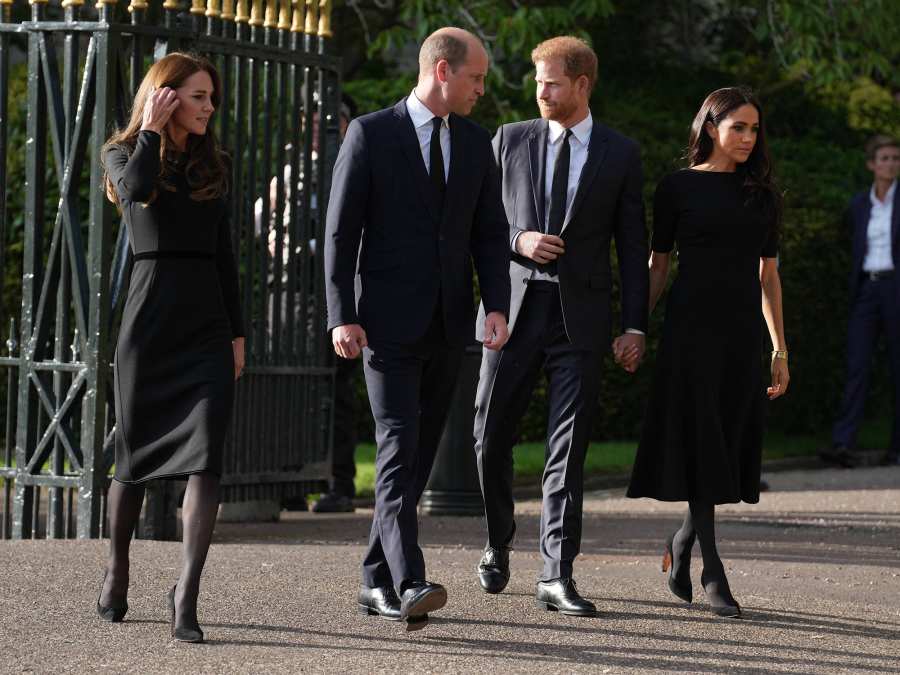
771 350 788 363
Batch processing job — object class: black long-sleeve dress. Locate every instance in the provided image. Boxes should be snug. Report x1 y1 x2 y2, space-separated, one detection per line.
105 130 245 483
627 169 778 505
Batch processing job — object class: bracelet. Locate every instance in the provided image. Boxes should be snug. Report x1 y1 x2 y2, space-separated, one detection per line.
771 350 788 362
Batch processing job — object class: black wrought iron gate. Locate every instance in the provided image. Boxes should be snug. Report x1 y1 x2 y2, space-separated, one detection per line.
0 0 341 539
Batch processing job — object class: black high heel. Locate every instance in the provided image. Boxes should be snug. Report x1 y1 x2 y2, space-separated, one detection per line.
167 585 204 643
97 569 128 622
662 532 692 604
700 569 742 618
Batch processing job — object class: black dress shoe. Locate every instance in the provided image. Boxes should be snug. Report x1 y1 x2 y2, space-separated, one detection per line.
662 533 692 604
700 570 742 618
167 586 204 643
357 585 402 620
819 444 859 468
312 491 355 513
535 578 597 617
477 546 511 594
96 570 128 623
879 453 900 466
399 581 447 620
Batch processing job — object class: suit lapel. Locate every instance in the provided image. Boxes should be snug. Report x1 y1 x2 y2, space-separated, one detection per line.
562 120 609 234
441 114 464 229
528 119 549 230
392 99 440 224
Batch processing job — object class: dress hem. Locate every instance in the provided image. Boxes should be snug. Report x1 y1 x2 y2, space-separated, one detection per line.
112 468 222 485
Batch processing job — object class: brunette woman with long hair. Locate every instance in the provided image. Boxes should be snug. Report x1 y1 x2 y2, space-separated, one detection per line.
626 87 789 617
97 52 245 643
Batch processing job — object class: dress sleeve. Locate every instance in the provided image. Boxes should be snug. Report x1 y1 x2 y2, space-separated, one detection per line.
217 207 246 338
761 215 779 258
103 130 161 203
650 174 678 253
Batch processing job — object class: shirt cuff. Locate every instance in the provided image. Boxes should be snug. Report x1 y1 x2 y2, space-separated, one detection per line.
625 328 645 336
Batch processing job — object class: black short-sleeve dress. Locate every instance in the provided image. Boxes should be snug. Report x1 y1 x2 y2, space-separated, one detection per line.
627 169 778 505
105 130 245 483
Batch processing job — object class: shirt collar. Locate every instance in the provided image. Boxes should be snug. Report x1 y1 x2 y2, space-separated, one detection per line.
871 180 897 207
407 91 449 130
548 110 593 146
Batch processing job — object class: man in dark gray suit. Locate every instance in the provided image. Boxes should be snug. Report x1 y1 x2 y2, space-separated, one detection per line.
324 27 511 630
473 36 649 616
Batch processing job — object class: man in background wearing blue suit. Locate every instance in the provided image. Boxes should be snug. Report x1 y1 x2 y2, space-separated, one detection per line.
822 135 900 468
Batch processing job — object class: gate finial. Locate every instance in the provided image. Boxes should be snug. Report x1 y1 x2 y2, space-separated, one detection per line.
317 0 331 38
221 0 235 20
205 0 221 18
163 0 181 10
235 0 249 23
277 0 290 30
61 0 85 8
190 0 206 15
128 0 149 11
249 0 263 26
264 0 276 28
290 0 303 32
303 0 317 34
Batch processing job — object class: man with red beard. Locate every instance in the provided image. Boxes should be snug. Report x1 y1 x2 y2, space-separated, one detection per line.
472 36 649 615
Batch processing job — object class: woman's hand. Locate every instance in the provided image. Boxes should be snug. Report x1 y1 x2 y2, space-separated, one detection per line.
141 87 180 134
233 337 245 380
767 357 789 399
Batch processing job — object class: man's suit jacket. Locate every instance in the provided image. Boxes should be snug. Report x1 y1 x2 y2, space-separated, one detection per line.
847 186 900 303
476 117 648 350
324 99 511 346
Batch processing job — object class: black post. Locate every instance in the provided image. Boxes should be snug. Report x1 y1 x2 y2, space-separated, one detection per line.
420 345 484 516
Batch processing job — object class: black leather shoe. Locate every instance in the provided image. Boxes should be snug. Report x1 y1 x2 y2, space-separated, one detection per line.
168 586 204 643
312 491 355 513
662 533 692 604
879 453 900 466
96 570 128 623
399 581 447 620
819 444 859 468
535 578 597 617
357 585 402 620
477 546 511 594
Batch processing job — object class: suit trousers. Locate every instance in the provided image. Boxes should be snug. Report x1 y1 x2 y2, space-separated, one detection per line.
833 276 900 456
474 281 603 581
331 356 360 497
361 308 463 590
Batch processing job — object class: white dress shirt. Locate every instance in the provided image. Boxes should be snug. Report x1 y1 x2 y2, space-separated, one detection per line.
863 179 896 272
406 91 450 181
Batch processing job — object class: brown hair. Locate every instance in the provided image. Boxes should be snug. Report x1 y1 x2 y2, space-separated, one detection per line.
865 134 900 161
419 29 470 74
531 36 598 92
102 52 228 207
687 86 782 232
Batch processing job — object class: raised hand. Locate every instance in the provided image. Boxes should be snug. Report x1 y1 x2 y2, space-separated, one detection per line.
515 231 565 264
141 86 180 134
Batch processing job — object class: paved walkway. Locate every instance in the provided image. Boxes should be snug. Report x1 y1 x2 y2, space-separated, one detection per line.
2 466 899 673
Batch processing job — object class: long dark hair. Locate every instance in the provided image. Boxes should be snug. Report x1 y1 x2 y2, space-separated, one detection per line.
102 52 229 207
686 86 782 232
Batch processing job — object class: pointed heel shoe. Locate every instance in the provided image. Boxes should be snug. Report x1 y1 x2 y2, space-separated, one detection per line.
662 533 692 604
167 586 205 643
96 570 128 623
700 570 742 618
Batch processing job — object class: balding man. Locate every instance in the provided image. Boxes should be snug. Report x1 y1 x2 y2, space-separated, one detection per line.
324 27 511 630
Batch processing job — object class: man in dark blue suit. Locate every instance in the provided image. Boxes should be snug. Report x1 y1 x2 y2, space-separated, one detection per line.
472 37 648 615
324 27 511 630
823 135 900 468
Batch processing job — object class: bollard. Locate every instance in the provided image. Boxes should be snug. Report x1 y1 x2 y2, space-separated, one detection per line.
420 344 484 516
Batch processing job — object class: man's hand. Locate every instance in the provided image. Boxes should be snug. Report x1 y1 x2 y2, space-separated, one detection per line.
612 333 645 373
483 311 509 351
515 231 565 264
332 323 367 359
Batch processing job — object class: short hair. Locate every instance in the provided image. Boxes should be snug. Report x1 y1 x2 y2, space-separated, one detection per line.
866 134 900 161
419 31 469 74
531 36 598 92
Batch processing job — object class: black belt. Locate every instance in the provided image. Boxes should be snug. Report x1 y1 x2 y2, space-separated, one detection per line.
133 251 214 261
862 270 894 281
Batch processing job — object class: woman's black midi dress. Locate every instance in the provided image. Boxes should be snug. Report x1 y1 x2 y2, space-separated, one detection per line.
627 169 778 505
105 130 245 484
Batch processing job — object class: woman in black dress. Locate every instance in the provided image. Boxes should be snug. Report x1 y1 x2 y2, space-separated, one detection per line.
626 87 789 617
96 53 245 643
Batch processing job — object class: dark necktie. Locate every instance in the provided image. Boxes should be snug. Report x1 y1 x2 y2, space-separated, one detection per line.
430 116 446 207
547 128 573 237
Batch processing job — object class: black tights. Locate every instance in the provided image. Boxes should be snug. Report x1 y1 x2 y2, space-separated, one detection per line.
100 473 221 626
671 501 737 608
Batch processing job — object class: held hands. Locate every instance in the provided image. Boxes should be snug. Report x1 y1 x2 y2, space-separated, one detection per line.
515 232 565 264
141 87 180 134
233 337 245 380
612 333 645 373
332 323 368 359
767 357 790 399
483 311 509 351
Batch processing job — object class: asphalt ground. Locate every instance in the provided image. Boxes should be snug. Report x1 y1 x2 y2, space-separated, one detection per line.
1 465 898 674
